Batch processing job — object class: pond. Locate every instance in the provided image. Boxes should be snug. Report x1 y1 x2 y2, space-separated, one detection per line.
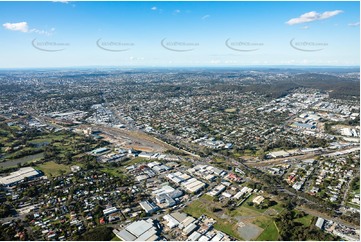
0 152 44 168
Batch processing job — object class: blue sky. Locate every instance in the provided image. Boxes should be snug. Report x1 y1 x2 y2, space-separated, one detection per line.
0 1 359 68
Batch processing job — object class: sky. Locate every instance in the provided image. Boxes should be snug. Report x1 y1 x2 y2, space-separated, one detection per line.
0 1 360 68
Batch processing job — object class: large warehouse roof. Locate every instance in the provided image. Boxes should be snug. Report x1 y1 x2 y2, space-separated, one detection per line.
0 167 40 186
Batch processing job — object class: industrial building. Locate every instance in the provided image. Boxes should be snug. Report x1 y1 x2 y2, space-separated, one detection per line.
207 184 226 197
181 178 206 193
152 185 183 208
90 147 110 155
0 167 42 187
113 219 159 241
315 217 325 230
139 200 159 214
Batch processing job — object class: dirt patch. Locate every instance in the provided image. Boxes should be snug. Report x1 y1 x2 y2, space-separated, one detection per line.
264 208 279 216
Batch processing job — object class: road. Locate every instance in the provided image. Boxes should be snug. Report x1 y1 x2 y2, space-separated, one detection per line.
296 206 360 230
244 146 359 168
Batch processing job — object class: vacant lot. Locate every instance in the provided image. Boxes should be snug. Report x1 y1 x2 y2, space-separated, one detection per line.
183 195 243 240
183 194 284 240
35 161 70 177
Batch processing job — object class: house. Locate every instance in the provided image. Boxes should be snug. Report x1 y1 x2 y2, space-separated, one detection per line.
70 166 81 173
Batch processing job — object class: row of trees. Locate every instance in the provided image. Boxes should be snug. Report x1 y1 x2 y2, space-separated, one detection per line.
275 209 338 241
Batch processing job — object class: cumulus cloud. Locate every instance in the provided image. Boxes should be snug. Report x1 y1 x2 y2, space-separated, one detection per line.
3 22 29 32
348 22 360 27
286 10 343 25
151 6 157 11
3 21 54 35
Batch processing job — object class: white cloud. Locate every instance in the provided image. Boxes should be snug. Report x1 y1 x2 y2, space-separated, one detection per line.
52 1 69 3
3 22 29 32
201 15 210 20
174 9 181 14
348 22 360 27
3 21 54 35
29 28 55 36
301 25 309 29
151 6 157 11
286 10 343 25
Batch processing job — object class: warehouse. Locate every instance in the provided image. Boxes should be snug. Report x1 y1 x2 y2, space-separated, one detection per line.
181 177 206 193
113 219 159 241
0 167 42 187
315 217 325 230
139 200 159 214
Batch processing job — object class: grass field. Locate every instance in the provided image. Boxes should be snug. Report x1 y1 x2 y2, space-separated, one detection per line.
111 236 121 241
183 196 243 240
122 157 149 166
182 194 284 240
294 214 314 226
257 221 279 241
35 161 71 177
241 194 284 213
100 167 125 178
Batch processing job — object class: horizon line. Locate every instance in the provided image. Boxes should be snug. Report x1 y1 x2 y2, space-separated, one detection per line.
0 65 360 70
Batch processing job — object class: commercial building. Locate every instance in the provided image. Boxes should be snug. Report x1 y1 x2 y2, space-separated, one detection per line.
139 200 159 214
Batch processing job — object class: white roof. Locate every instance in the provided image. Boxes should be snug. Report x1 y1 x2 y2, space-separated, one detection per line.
181 216 196 228
187 184 205 193
253 195 265 204
152 185 175 196
211 233 224 241
126 220 153 237
115 229 136 241
316 217 325 229
163 214 180 228
188 231 202 241
184 223 198 235
199 235 210 241
136 228 157 241
221 192 232 198
0 167 40 186
103 207 118 215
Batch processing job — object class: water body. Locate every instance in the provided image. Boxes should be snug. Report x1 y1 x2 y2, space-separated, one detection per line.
0 152 44 168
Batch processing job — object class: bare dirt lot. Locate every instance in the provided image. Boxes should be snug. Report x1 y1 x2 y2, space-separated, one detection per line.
90 125 179 153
